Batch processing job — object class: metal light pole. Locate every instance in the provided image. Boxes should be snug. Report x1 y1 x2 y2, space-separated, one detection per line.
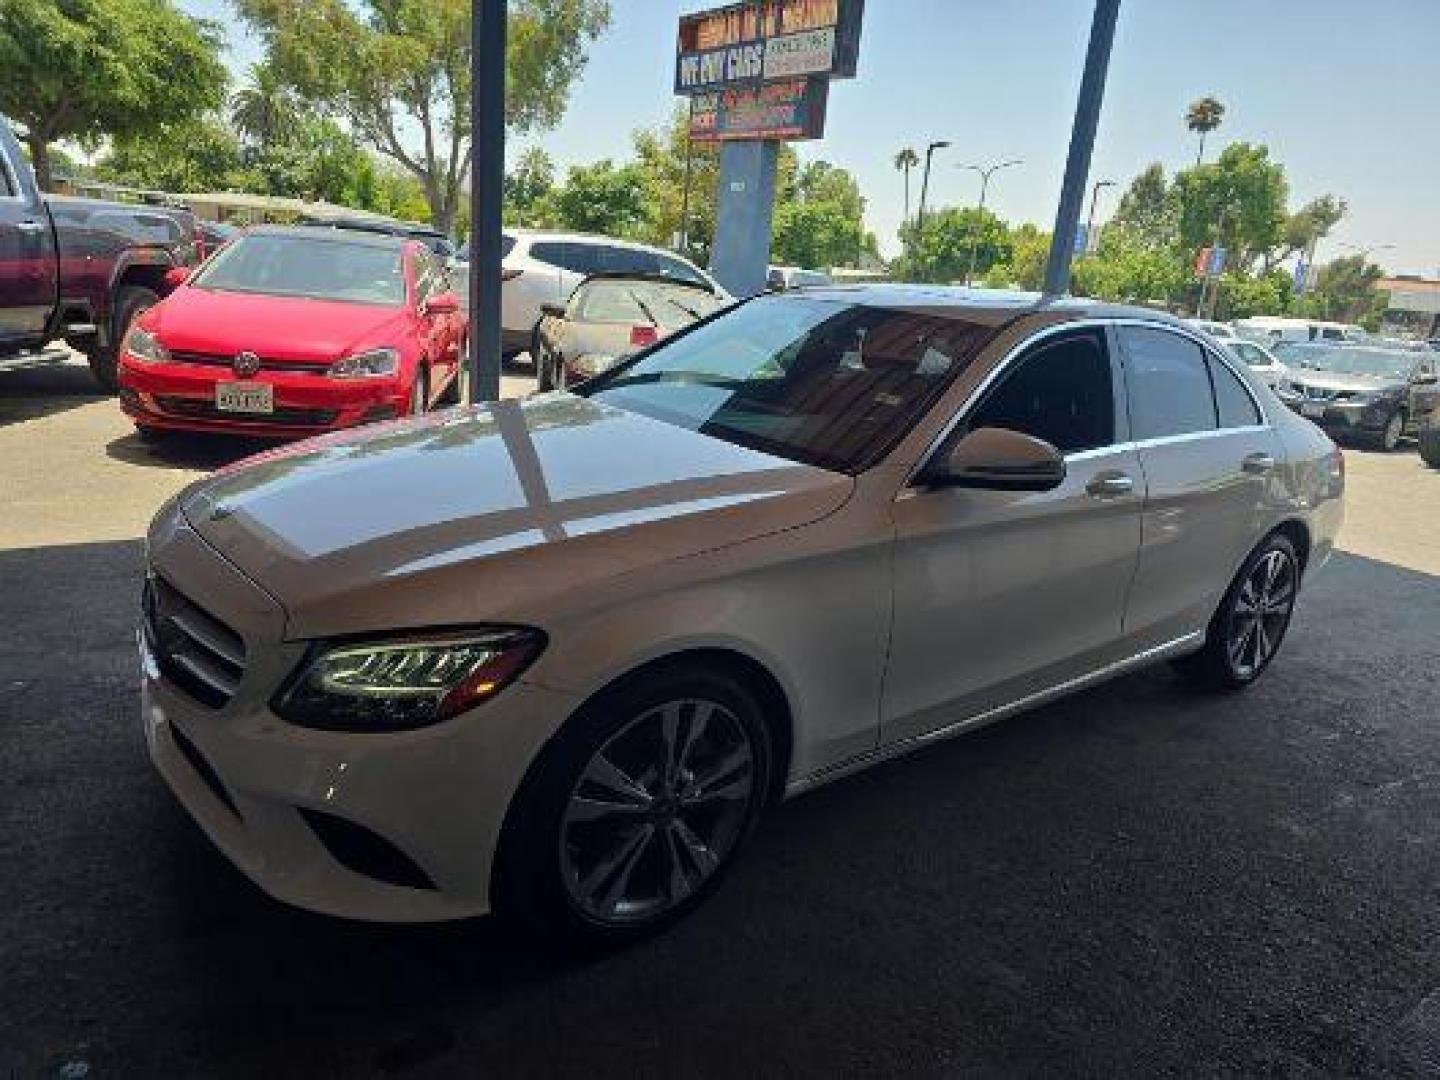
1337 241 1395 263
916 140 950 226
1042 0 1122 297
1084 179 1115 257
961 158 1021 284
467 0 506 404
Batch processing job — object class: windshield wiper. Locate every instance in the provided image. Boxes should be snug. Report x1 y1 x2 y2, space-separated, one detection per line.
655 293 704 320
626 290 661 328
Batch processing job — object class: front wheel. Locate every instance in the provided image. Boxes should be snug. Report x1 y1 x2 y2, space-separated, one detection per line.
1419 426 1440 469
1376 409 1406 452
1173 533 1300 690
86 285 159 394
494 663 771 948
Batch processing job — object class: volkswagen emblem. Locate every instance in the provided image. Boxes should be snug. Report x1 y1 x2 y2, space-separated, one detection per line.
232 350 262 378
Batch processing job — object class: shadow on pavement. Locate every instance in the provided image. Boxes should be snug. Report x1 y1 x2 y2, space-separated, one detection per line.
2 542 1439 1076
0 351 106 427
104 428 277 472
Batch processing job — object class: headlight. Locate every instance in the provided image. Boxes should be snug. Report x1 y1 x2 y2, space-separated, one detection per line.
272 628 545 732
329 347 399 379
125 325 169 363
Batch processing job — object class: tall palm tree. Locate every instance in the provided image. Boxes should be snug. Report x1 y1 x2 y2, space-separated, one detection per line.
1185 96 1226 167
894 146 920 226
231 62 301 153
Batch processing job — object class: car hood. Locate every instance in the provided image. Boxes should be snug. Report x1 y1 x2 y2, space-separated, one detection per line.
148 287 408 361
182 394 854 638
1286 369 1401 393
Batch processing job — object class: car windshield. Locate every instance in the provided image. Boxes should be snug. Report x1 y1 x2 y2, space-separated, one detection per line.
580 296 999 474
191 233 406 306
1275 344 1412 379
575 279 724 328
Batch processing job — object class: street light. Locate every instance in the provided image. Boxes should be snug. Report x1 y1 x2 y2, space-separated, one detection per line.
960 158 1021 284
1336 241 1395 263
1084 179 1116 257
916 140 950 226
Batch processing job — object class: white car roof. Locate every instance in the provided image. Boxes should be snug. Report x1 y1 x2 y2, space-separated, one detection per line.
508 229 687 258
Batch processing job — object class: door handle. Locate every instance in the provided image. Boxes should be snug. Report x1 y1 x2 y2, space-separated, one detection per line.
1086 471 1134 498
16 219 46 234
1241 452 1276 474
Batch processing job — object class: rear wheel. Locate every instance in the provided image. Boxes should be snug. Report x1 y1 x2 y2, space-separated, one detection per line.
1376 409 1405 452
1419 426 1440 468
86 285 159 393
135 425 171 445
494 663 771 948
1173 532 1300 690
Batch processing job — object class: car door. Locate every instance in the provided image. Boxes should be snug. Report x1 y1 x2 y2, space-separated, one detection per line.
412 248 458 394
1116 323 1281 649
883 325 1145 745
0 136 57 345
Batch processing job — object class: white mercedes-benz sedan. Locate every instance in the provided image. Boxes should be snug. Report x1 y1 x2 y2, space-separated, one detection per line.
142 287 1345 943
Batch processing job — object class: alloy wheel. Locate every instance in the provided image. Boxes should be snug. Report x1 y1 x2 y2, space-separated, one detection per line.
559 698 755 925
1226 549 1296 679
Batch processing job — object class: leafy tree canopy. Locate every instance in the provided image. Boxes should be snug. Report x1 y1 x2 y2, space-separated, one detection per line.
1173 142 1288 271
236 0 610 231
546 159 649 238
0 0 227 189
895 206 1012 284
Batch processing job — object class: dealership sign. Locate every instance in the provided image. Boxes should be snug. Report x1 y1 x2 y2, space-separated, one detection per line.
690 79 830 142
674 0 865 95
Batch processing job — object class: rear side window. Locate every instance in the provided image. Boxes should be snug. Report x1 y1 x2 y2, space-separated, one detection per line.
531 242 596 274
1119 326 1217 440
1209 355 1262 428
969 331 1114 455
596 246 659 275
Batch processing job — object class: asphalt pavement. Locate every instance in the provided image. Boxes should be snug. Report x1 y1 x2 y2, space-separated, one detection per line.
3 354 1440 1077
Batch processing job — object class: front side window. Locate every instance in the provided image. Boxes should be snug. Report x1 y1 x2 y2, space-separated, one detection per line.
1119 326 1217 440
968 331 1115 455
582 296 998 474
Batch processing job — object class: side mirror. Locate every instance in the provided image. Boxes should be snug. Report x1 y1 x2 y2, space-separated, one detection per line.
423 292 459 316
163 266 192 288
921 427 1066 492
540 301 568 319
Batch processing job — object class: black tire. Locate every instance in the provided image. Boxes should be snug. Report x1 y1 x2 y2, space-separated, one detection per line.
438 340 467 405
86 284 160 394
408 366 429 416
1375 409 1406 452
135 425 170 445
493 662 772 949
535 336 556 392
528 322 544 369
1172 532 1300 691
1419 426 1440 469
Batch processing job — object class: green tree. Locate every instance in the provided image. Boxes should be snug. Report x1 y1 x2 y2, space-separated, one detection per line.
1173 142 1288 272
631 106 720 260
504 146 557 227
1299 255 1387 328
1265 195 1347 273
772 200 862 270
1110 163 1177 251
1211 269 1293 320
893 146 920 227
1071 239 1188 307
547 159 649 237
1185 95 1226 166
0 0 227 191
983 223 1051 290
236 0 611 231
99 115 250 192
896 206 1011 284
231 61 303 153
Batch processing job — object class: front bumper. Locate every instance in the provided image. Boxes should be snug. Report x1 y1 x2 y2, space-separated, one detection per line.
1276 394 1398 436
119 355 407 439
142 515 579 922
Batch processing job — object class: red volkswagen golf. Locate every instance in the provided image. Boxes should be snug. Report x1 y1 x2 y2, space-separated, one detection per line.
118 226 468 440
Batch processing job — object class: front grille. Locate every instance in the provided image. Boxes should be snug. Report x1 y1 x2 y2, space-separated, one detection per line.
143 576 247 708
153 395 339 428
168 350 327 373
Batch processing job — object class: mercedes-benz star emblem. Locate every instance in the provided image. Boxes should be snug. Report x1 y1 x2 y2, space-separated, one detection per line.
232 350 261 378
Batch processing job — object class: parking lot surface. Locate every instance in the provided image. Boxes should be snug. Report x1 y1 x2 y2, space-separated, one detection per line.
3 354 1440 1076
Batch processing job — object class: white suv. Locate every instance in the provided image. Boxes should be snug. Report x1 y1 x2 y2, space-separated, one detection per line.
455 230 728 357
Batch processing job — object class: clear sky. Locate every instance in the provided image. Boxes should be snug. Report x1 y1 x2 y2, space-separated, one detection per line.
186 0 1440 275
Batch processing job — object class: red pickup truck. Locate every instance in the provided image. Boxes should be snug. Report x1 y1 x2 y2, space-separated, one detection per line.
1 116 200 391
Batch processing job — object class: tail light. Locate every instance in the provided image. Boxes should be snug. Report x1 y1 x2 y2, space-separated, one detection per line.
630 325 659 348
501 267 523 282
1325 439 1344 493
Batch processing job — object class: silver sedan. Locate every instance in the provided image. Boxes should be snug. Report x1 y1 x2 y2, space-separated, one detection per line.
141 287 1344 944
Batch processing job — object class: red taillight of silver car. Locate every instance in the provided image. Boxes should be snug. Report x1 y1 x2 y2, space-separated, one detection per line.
630 325 659 348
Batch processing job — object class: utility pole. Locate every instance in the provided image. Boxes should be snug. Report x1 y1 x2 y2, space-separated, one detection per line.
1084 179 1115 257
1042 0 1122 297
961 158 1022 284
916 139 950 226
467 0 506 403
